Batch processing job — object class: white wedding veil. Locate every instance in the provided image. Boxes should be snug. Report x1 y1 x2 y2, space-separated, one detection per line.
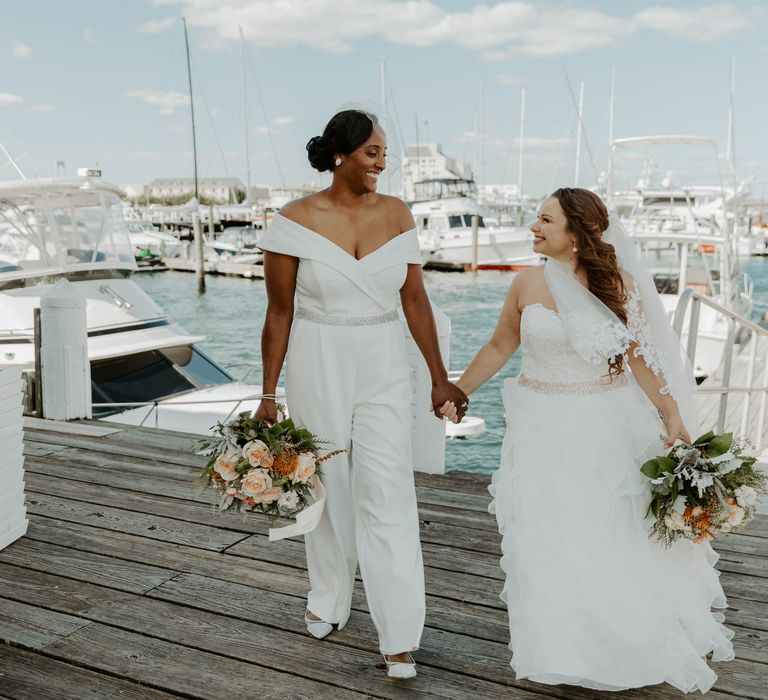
544 213 700 435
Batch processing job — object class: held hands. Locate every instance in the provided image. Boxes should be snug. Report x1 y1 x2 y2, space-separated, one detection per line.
661 410 691 449
432 381 468 424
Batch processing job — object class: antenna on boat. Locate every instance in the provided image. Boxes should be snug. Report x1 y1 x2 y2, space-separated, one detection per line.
240 27 252 207
182 17 199 202
726 57 736 193
0 143 26 179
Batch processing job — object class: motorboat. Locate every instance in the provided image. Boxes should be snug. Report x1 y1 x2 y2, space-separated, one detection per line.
608 136 755 380
0 171 272 433
410 179 540 271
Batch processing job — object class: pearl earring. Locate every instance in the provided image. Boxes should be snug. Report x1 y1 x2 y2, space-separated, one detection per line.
572 243 578 253
334 158 342 167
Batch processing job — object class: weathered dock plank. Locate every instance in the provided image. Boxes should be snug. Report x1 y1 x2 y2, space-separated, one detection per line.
0 645 182 700
0 419 764 700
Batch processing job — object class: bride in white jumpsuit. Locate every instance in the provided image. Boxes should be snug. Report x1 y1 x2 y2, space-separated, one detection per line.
255 109 467 678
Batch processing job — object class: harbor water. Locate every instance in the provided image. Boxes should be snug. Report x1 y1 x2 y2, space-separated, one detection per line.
134 258 768 474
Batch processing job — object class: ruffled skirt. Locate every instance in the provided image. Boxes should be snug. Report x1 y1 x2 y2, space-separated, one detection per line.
489 377 735 693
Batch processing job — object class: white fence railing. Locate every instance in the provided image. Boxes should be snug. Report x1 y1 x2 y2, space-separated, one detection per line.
672 288 768 450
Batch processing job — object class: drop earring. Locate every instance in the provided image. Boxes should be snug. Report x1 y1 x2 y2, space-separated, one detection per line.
572 243 578 253
334 158 342 167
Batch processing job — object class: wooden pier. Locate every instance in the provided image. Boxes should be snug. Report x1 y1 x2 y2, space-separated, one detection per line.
0 417 766 699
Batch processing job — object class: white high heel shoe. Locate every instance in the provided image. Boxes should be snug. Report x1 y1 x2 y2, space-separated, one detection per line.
382 653 417 679
304 611 333 639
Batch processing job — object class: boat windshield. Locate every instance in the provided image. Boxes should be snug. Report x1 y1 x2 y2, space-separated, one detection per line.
0 182 136 283
91 345 233 416
448 214 485 229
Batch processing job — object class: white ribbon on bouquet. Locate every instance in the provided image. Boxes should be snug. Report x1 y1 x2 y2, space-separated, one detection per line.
268 474 327 542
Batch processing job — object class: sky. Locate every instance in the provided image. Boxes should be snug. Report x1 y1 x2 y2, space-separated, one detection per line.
1 0 766 198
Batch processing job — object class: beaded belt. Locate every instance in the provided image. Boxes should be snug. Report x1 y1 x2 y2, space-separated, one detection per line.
295 308 399 326
518 372 627 395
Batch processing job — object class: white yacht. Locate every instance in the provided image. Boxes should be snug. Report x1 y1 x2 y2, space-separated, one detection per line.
608 136 755 380
0 172 270 434
411 179 540 271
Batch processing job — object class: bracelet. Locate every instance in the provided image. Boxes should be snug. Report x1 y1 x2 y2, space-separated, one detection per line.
260 394 277 400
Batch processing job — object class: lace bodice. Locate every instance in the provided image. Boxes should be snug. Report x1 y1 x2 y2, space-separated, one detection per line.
519 304 611 383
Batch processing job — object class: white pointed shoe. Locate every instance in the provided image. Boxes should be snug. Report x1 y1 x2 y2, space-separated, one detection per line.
382 653 417 679
304 611 333 639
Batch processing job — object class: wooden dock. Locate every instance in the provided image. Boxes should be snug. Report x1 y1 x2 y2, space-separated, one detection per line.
1 417 766 699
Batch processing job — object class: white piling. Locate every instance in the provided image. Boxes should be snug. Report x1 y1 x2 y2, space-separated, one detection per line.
40 279 92 420
0 367 28 550
401 304 451 474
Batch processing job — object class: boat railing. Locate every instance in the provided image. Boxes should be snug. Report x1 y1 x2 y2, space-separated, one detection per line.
672 288 768 450
91 393 273 430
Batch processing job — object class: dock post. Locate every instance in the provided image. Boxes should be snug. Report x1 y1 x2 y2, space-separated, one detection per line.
39 279 91 420
470 213 479 273
193 212 206 293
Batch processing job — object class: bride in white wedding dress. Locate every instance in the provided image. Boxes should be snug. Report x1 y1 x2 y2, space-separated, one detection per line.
442 188 734 693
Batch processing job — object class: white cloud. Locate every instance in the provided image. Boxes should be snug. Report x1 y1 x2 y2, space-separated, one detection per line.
138 17 177 34
0 93 24 107
635 4 755 42
32 103 57 112
272 115 295 126
157 1 754 57
13 42 31 58
124 89 189 115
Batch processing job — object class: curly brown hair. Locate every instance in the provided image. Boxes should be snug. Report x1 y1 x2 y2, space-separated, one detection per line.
551 187 627 377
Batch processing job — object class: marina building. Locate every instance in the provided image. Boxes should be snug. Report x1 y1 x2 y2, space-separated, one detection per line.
146 177 246 204
402 144 474 202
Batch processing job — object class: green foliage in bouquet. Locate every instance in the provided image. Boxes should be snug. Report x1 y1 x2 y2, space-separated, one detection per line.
640 431 766 547
196 410 340 520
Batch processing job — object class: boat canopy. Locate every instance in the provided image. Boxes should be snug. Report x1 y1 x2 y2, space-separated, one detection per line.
611 136 718 150
0 177 136 282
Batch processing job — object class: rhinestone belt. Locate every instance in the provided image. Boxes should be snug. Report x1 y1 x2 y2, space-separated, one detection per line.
295 308 399 326
518 372 628 395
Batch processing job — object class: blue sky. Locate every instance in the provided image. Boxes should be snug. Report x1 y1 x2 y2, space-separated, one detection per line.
1 1 766 197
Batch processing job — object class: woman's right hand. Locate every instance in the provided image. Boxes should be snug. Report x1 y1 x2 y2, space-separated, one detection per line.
254 398 278 424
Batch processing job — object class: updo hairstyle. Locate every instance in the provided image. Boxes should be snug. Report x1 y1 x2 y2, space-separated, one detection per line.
305 110 378 173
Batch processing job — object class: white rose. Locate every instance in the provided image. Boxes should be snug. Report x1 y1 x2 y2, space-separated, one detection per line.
734 485 758 509
292 452 317 484
278 490 301 513
665 511 687 531
242 440 274 468
726 504 745 528
240 469 272 497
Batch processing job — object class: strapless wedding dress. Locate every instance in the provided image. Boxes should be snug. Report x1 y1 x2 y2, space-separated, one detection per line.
489 303 734 693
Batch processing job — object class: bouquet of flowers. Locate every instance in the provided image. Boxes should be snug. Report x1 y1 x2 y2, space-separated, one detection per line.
196 410 341 520
641 431 766 547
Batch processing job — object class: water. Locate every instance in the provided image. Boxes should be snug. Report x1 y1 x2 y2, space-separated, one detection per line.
134 258 768 475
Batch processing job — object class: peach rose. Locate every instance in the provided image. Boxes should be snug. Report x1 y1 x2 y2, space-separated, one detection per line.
242 439 274 468
257 487 283 504
292 452 317 483
213 450 240 481
240 469 272 497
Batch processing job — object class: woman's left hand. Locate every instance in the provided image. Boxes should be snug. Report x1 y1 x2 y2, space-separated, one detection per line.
662 411 691 449
432 381 468 422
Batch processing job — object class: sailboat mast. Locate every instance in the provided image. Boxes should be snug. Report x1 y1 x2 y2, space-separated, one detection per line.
517 87 525 200
182 17 199 202
240 27 253 207
574 81 584 186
